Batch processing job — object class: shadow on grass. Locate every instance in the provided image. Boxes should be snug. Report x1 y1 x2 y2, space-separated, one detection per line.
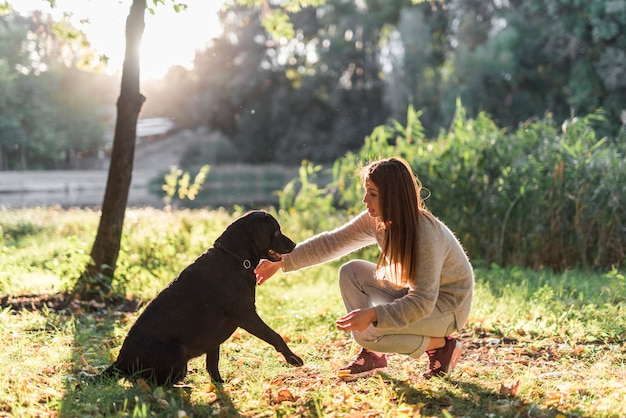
385 374 570 418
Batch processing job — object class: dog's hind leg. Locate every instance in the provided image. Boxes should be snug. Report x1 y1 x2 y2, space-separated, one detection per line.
152 362 187 386
206 347 224 383
152 341 189 385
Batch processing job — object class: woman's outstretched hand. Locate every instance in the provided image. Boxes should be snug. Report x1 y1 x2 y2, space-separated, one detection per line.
336 308 378 332
254 259 284 285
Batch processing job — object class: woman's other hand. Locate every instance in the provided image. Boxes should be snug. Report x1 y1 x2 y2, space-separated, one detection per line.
254 259 284 285
336 308 378 332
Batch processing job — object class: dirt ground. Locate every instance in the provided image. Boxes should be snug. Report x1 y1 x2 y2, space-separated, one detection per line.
0 130 208 209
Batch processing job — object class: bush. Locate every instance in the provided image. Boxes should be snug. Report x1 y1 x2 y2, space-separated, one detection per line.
280 104 625 270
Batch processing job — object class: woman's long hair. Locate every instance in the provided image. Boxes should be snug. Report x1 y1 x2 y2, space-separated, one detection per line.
360 157 430 286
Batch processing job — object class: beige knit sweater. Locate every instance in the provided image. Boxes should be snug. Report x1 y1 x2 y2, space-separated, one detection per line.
283 211 474 331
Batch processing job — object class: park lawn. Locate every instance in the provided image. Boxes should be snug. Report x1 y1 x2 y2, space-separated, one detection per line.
0 207 625 417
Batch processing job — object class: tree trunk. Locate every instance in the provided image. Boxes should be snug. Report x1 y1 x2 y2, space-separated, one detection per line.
74 0 147 298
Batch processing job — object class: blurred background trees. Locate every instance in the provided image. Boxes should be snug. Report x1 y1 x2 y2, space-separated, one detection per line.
0 10 113 170
2 0 624 170
144 0 625 164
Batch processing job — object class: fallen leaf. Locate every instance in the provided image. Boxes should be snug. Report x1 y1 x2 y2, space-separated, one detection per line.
203 382 217 393
42 365 57 375
79 355 89 368
79 355 98 374
276 388 296 403
136 378 152 393
499 379 522 397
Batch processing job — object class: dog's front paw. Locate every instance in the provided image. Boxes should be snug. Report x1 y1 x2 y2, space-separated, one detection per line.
285 353 304 367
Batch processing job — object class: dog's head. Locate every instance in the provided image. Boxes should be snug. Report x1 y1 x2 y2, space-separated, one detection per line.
217 211 296 263
244 211 296 262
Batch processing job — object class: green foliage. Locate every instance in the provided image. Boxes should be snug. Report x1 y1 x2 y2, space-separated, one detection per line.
261 9 295 40
147 0 189 15
449 0 626 136
166 0 626 165
0 11 109 170
75 263 117 299
0 208 98 294
161 164 210 208
152 164 299 210
281 103 625 270
233 0 327 39
186 0 389 164
277 160 342 237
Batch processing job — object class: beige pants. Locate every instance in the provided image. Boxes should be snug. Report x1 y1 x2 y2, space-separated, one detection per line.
338 260 457 359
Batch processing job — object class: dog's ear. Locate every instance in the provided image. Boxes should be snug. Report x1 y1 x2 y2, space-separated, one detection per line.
249 212 274 250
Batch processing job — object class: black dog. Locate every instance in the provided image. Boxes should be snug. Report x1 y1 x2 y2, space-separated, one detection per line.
102 211 303 385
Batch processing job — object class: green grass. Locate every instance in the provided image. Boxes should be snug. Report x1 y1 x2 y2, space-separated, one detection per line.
1 207 625 417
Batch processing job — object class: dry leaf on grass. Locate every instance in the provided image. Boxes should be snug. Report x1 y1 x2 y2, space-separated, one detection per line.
202 382 217 393
266 386 298 404
499 378 522 397
79 355 99 374
276 387 296 403
136 378 152 393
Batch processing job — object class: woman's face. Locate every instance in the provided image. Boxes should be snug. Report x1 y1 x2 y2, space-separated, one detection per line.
362 178 382 218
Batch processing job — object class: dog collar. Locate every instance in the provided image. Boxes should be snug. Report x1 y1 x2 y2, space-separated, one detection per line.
214 242 253 270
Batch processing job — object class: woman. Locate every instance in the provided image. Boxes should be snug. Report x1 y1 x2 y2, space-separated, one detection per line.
255 157 474 380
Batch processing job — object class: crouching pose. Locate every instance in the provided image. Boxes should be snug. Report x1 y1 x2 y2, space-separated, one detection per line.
255 157 474 380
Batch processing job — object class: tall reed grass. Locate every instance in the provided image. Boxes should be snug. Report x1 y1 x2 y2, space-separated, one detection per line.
281 103 625 270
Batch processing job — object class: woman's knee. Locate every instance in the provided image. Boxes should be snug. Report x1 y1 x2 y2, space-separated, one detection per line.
338 260 360 281
338 260 374 297
338 260 359 296
338 260 374 283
